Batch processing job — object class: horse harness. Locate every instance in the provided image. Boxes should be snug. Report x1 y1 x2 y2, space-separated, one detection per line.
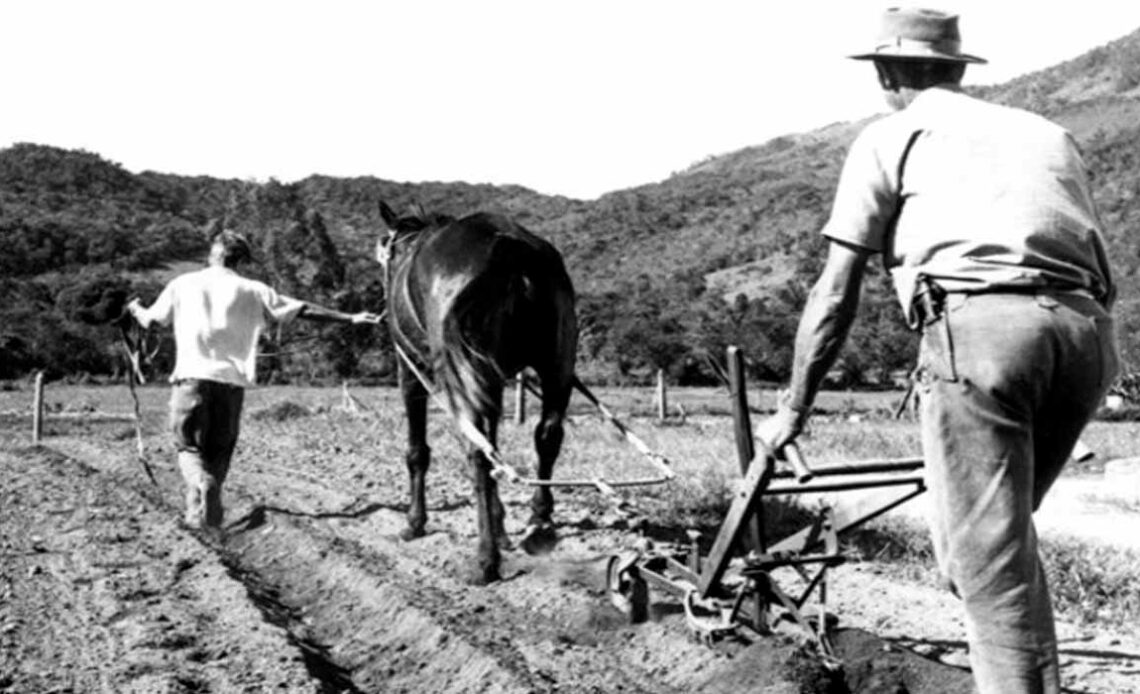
376 218 675 499
379 228 430 366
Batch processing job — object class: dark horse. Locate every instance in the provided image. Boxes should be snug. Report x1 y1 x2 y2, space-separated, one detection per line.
377 201 578 584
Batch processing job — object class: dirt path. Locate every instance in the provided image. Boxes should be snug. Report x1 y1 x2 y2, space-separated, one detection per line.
2 390 1138 693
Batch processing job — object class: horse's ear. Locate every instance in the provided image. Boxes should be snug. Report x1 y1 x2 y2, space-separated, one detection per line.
378 201 398 229
407 201 427 222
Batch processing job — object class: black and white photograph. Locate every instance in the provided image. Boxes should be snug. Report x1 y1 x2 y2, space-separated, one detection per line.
2 2 1139 692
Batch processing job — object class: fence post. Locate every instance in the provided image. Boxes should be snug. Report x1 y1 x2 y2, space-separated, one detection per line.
656 369 667 422
32 371 45 444
514 374 526 425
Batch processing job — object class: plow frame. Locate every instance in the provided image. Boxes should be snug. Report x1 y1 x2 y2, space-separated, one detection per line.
607 346 926 656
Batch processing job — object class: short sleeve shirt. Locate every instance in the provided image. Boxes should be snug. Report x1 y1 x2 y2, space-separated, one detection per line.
822 87 1115 316
138 266 305 387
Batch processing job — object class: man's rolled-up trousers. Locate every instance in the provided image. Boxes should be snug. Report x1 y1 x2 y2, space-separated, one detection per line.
916 291 1117 694
169 378 245 527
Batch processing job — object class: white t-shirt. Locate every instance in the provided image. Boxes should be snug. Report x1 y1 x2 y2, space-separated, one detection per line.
137 265 305 387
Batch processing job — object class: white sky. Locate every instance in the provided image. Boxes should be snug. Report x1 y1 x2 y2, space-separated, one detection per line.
3 1 1140 200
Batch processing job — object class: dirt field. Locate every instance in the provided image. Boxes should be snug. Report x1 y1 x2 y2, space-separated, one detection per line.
2 385 1137 693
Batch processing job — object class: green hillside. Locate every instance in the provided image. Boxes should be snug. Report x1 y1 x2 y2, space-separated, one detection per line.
4 26 1140 386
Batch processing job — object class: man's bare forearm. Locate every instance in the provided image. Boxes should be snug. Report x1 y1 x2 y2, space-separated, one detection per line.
298 304 382 325
784 240 870 414
745 240 869 453
785 284 861 413
298 303 352 323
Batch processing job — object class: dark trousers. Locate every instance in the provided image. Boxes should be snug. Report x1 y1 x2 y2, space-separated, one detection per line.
169 379 245 526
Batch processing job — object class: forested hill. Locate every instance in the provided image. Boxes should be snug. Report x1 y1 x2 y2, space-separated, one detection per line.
5 26 1140 386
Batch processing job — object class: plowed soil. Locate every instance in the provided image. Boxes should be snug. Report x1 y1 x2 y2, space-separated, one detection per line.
2 385 1137 693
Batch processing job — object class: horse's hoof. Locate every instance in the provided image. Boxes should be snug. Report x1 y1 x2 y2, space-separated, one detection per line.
465 562 502 586
399 526 426 542
520 524 559 556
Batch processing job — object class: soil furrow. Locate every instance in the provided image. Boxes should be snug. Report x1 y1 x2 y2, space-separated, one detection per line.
212 501 683 693
0 447 319 693
26 401 1135 693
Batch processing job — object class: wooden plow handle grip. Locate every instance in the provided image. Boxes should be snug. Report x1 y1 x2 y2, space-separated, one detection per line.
779 443 814 483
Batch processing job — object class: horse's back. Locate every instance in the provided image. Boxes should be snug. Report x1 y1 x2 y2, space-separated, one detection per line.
412 213 574 320
419 212 568 283
417 212 576 393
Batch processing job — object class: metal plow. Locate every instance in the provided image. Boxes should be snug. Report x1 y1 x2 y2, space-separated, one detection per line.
605 346 926 662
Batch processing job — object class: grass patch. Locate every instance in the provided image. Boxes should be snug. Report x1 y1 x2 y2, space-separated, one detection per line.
250 400 312 422
841 516 1140 629
843 516 938 585
1043 536 1140 627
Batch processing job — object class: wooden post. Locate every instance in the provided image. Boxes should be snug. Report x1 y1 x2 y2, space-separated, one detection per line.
656 369 667 422
514 374 526 425
32 371 45 444
698 430 774 597
727 347 765 554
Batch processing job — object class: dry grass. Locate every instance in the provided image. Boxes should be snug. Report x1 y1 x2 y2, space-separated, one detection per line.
844 517 1140 628
1042 537 1140 626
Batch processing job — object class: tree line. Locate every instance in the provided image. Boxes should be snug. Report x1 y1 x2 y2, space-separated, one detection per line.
3 91 1139 389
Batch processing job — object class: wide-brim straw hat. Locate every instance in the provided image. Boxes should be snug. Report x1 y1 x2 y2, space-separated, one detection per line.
849 7 987 64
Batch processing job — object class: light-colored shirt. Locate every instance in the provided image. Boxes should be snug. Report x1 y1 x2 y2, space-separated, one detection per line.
135 265 305 387
822 87 1115 319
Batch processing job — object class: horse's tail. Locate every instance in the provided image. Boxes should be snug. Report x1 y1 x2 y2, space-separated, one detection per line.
435 236 535 427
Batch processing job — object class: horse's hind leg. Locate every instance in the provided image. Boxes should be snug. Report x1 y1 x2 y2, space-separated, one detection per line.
399 363 431 541
523 374 571 555
467 413 505 584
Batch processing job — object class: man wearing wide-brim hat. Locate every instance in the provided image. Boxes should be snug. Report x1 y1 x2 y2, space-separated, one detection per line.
759 7 1118 693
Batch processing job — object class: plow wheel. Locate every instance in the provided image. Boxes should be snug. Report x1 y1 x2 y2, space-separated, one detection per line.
606 553 649 623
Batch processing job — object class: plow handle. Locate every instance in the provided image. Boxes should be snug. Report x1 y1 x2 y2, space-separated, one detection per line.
779 443 814 484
